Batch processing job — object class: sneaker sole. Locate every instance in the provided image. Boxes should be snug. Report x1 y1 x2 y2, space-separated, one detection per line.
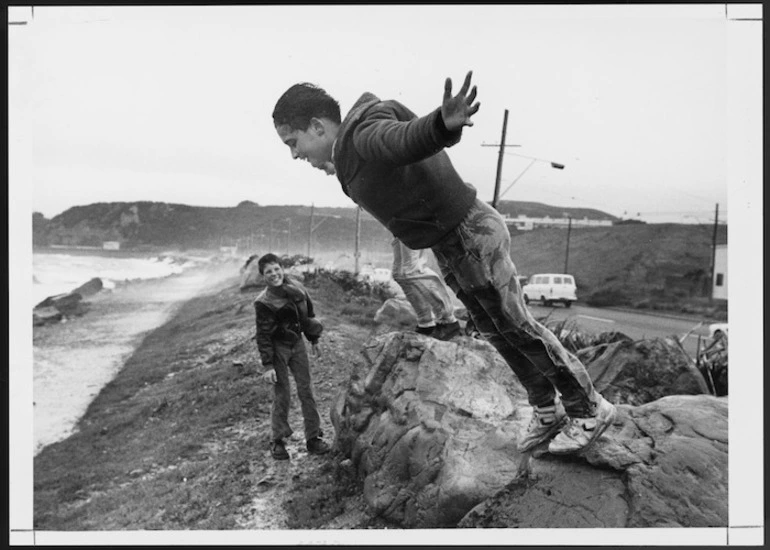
549 406 617 456
517 414 569 453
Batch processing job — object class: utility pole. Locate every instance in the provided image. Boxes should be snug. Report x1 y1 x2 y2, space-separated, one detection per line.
354 207 361 274
307 204 308 258
492 109 509 210
286 218 292 255
482 110 521 209
709 203 719 304
564 216 572 273
269 220 274 251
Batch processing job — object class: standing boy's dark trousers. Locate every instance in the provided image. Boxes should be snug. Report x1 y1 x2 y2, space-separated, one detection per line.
270 337 322 442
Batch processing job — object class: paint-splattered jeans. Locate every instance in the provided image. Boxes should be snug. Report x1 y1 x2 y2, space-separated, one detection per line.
432 199 600 417
270 338 322 442
391 238 457 327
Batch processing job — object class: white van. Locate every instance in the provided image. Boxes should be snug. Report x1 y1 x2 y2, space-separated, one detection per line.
522 273 577 307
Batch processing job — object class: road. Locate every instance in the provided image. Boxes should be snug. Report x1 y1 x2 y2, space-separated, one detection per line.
525 303 714 357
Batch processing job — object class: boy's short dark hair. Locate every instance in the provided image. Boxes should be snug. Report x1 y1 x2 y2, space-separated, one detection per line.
257 253 282 275
272 83 341 131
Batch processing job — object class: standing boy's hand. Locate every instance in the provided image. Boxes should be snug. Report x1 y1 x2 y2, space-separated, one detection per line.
262 369 277 384
441 71 481 132
310 342 321 357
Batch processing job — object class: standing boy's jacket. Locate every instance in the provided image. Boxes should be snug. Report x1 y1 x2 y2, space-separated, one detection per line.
254 279 321 370
332 93 477 250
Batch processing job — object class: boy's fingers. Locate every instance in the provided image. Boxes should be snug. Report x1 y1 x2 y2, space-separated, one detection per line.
459 71 473 95
467 86 477 105
443 77 452 102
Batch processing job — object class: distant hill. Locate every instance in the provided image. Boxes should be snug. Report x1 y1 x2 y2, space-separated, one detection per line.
33 200 392 253
33 200 727 303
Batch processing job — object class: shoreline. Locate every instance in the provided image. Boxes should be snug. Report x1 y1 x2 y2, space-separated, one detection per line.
33 261 240 456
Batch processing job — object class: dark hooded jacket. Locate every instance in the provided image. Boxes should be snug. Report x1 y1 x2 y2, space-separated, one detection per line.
332 93 477 249
254 278 321 369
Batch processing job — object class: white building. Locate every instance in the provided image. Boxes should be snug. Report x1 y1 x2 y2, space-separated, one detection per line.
503 214 613 231
712 243 727 300
103 241 121 250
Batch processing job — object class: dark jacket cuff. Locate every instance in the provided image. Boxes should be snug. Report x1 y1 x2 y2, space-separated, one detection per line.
436 110 462 146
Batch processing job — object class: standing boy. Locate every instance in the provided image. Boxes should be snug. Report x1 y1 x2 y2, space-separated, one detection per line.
255 253 330 460
271 72 616 455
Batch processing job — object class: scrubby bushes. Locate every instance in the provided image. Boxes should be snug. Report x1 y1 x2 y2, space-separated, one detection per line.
585 288 633 307
304 268 392 302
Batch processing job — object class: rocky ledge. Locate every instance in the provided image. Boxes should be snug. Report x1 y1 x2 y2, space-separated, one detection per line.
331 332 727 528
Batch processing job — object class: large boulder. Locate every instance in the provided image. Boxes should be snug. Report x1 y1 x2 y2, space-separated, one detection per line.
373 298 417 328
71 277 103 297
331 332 529 528
331 332 727 528
239 259 263 291
578 337 710 405
34 292 88 317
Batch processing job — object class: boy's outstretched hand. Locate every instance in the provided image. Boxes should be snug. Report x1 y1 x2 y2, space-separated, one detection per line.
442 71 480 132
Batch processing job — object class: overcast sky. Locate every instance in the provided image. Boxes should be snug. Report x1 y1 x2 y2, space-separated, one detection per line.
8 4 758 224
7 4 765 544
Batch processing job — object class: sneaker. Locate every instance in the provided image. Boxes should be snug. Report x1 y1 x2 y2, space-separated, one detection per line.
517 402 568 452
271 439 290 460
464 319 481 338
415 325 436 336
548 397 617 455
434 321 462 341
306 437 331 455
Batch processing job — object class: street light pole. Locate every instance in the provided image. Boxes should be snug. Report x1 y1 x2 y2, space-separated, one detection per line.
709 203 719 304
497 153 566 203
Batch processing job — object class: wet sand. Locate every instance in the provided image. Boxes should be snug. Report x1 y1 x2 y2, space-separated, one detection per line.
32 261 239 455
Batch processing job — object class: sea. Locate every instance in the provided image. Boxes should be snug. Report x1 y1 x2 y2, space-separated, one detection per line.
32 249 204 309
30 248 236 456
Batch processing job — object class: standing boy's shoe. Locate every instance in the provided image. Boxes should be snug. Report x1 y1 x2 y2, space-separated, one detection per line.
271 439 290 460
548 397 617 455
306 437 331 455
434 321 462 341
517 402 568 452
415 325 436 337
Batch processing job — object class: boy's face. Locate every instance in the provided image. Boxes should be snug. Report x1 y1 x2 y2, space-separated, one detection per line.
275 120 336 175
262 262 285 288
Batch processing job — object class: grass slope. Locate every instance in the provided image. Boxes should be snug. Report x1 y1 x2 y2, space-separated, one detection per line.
33 274 385 531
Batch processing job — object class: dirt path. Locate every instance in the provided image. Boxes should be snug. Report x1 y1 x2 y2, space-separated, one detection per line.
232 314 378 530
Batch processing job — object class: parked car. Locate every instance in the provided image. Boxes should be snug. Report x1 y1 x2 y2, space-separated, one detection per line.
522 273 577 307
708 322 728 340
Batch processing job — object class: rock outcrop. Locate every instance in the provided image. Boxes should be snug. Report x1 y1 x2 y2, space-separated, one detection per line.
460 394 727 528
71 277 104 298
372 298 418 328
240 258 263 291
578 337 710 405
331 332 727 528
33 283 96 326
